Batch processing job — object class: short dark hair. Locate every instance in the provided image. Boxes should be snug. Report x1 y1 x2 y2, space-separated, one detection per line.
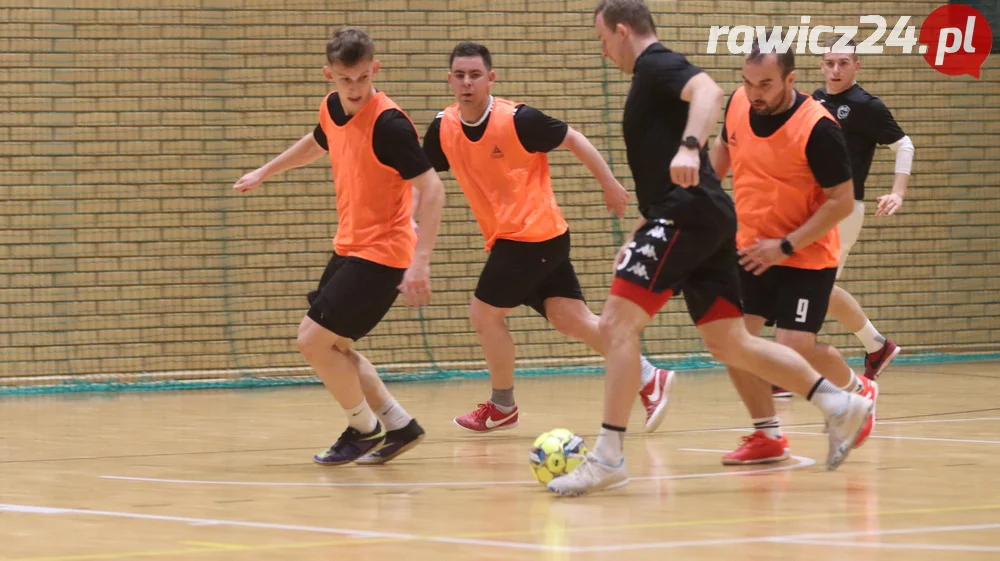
747 32 795 77
326 27 375 66
593 0 656 35
449 42 492 70
823 33 858 59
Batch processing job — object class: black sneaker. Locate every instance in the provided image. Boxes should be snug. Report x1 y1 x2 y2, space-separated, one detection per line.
313 422 386 466
355 419 425 465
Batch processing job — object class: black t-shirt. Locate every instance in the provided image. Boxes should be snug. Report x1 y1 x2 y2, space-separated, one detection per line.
312 92 432 180
622 43 734 224
721 91 853 189
421 102 569 172
813 83 905 200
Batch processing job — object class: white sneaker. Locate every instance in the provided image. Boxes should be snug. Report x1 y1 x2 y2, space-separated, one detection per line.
546 452 629 496
824 392 875 471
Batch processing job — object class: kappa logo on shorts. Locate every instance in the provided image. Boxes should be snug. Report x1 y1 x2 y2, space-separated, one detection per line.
636 243 658 260
491 145 504 159
627 262 650 280
648 225 668 241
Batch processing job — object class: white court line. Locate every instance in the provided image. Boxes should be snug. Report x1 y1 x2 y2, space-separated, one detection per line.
780 430 1000 446
4 502 999 554
875 417 1000 426
783 538 1000 553
100 453 816 489
0 503 572 552
571 522 1000 553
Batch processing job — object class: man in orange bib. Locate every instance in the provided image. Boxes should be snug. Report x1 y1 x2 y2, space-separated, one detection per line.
421 42 676 434
233 28 446 467
710 37 879 466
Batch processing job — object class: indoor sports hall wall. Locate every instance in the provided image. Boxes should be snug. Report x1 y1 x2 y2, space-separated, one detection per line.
2 0 998 391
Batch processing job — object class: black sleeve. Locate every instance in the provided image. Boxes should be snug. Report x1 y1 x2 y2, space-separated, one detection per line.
805 118 853 188
371 110 433 180
313 124 328 151
863 99 906 145
648 51 704 99
720 90 736 143
421 115 450 172
512 105 569 153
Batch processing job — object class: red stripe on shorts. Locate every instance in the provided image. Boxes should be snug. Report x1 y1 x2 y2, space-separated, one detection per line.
610 276 674 317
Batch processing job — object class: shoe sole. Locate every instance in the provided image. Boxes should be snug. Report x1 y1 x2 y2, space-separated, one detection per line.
548 477 630 497
772 391 793 399
721 450 791 466
643 371 676 433
869 344 901 380
356 433 426 465
827 398 875 471
453 419 519 433
853 382 879 449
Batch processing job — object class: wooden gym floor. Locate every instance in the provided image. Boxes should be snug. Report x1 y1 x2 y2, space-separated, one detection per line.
2 360 999 560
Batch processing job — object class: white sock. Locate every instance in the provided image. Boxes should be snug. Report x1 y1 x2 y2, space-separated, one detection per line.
855 320 886 354
840 370 863 394
640 356 657 386
807 378 851 417
346 399 378 434
376 398 413 432
593 425 625 465
752 416 782 439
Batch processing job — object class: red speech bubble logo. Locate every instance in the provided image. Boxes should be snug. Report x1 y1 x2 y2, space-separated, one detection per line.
919 4 992 78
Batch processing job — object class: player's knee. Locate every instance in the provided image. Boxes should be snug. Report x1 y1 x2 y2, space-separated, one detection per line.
703 336 733 364
776 331 817 358
701 325 746 365
546 301 591 339
296 327 321 360
469 299 504 334
598 307 639 347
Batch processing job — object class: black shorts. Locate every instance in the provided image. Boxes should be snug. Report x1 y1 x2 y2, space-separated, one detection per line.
474 229 585 318
611 217 743 324
740 266 837 333
306 253 405 341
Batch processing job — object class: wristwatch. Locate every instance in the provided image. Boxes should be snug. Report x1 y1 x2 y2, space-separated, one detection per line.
780 238 795 256
681 135 700 149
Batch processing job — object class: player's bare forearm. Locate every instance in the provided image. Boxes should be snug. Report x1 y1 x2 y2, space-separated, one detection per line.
409 168 446 261
561 127 617 187
679 73 725 147
259 134 327 180
709 135 730 178
785 179 854 251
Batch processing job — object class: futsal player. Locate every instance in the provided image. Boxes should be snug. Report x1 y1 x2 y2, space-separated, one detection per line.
233 27 445 466
707 38 878 466
813 34 913 380
422 42 677 435
546 0 872 496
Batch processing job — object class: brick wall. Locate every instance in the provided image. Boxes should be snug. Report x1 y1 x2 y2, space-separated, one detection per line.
2 0 998 381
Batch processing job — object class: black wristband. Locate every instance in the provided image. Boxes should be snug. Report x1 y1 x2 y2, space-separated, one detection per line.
780 238 795 256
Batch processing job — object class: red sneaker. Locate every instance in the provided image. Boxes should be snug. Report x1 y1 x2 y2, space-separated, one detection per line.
772 386 793 398
639 369 676 433
454 402 519 433
853 376 879 448
722 431 791 465
864 339 901 380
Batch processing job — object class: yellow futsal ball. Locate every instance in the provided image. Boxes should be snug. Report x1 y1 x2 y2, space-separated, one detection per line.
528 428 588 485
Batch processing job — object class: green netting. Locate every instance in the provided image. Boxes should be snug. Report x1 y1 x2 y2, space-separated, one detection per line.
1 1 998 395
